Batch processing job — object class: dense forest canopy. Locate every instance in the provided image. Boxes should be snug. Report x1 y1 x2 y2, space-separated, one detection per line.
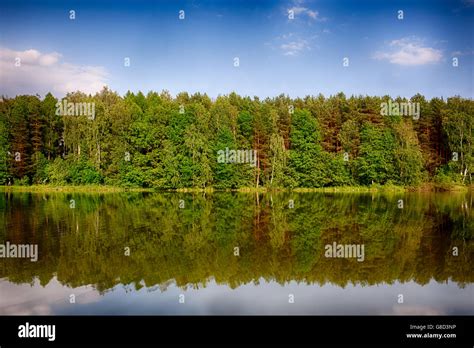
0 89 472 188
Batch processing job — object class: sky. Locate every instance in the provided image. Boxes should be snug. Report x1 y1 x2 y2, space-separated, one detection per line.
1 277 474 315
0 0 473 99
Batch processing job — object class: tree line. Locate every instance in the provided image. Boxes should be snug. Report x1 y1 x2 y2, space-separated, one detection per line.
0 89 472 188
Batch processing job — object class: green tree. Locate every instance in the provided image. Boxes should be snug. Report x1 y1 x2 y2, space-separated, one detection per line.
357 123 396 185
287 109 328 187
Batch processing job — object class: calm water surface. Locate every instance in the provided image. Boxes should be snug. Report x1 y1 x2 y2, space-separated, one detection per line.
0 191 472 315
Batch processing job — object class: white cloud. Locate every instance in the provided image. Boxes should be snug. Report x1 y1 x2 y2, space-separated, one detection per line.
0 277 101 315
373 38 442 66
289 6 320 19
289 6 306 15
306 9 318 19
280 38 311 56
287 0 325 21
451 49 474 56
0 47 108 97
267 32 315 56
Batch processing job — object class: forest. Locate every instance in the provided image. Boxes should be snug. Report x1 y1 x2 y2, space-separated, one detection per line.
0 89 472 189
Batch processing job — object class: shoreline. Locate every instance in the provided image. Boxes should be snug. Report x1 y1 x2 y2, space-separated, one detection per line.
0 183 471 194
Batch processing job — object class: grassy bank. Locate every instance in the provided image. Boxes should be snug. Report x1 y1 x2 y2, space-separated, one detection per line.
0 185 152 193
1 183 471 193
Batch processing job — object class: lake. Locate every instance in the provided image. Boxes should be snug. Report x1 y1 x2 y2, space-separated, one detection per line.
0 191 472 315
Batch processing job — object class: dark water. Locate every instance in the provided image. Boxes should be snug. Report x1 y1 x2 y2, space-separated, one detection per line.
0 191 472 315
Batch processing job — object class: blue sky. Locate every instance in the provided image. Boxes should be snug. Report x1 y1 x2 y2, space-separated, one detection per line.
0 0 473 98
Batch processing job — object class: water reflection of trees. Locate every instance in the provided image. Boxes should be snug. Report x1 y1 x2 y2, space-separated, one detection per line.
0 191 472 292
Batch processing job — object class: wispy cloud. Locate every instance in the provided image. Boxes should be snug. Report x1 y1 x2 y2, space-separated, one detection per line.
373 37 442 66
0 47 108 97
266 33 314 56
451 49 474 56
281 38 311 56
287 0 325 21
289 6 318 19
